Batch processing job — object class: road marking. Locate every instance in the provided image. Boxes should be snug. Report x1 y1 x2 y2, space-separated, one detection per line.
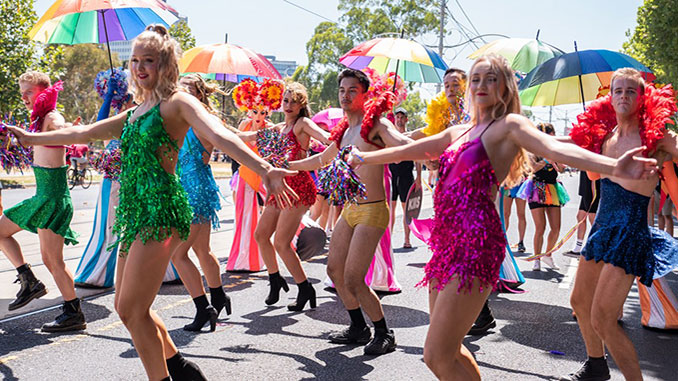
559 257 578 289
0 355 18 364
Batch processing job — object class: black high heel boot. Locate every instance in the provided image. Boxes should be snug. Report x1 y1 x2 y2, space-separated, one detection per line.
210 286 232 316
183 295 218 332
288 280 316 311
166 352 207 381
265 272 289 305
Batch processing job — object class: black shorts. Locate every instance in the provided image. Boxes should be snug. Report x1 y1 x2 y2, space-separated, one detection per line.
528 202 560 210
391 173 414 203
578 192 600 213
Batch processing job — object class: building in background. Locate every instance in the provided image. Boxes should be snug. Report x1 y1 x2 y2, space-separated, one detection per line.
264 55 298 78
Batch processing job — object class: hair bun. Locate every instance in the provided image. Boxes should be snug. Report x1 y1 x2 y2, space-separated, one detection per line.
146 24 169 38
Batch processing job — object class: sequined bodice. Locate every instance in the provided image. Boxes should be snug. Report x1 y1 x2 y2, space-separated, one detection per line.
438 137 498 196
120 104 179 183
283 128 305 161
178 128 207 171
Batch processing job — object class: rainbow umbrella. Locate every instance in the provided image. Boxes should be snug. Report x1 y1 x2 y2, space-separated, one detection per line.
179 43 282 83
340 37 448 83
29 0 179 69
519 48 655 108
468 36 565 73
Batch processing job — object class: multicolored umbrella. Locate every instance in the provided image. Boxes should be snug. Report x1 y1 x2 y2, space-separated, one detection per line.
29 0 179 69
468 37 565 73
340 37 448 83
311 108 343 131
30 0 177 44
518 49 655 107
179 44 282 83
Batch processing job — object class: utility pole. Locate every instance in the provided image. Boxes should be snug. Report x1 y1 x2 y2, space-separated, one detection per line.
548 106 553 124
436 0 446 93
558 110 570 135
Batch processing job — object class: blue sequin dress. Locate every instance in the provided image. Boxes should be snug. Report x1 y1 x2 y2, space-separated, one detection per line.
178 128 221 229
582 179 678 286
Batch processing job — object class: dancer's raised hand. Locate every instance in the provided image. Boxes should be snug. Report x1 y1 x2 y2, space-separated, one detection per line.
612 146 659 179
263 167 299 208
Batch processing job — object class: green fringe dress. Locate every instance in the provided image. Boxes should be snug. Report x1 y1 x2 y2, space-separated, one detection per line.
112 104 193 254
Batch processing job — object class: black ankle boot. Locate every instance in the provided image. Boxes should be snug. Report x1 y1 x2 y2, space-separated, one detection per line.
209 286 232 316
166 352 207 381
287 280 316 311
42 298 86 332
184 295 218 332
467 301 496 335
9 265 48 311
265 272 289 305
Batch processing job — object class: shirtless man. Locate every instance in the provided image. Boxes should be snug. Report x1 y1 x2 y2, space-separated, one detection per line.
289 69 412 355
0 71 85 332
563 68 678 381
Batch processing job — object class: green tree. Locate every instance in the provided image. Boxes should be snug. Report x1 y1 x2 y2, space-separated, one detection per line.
623 0 678 85
299 1 439 115
170 19 196 53
53 45 121 123
399 91 426 130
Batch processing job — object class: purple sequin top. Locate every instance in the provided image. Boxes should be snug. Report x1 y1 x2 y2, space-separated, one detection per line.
421 131 507 293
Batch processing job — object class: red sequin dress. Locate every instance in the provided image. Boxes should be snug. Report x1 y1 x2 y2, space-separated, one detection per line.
267 129 317 207
421 123 506 293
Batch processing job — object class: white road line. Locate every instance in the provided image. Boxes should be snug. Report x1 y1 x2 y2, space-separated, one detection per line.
559 256 579 289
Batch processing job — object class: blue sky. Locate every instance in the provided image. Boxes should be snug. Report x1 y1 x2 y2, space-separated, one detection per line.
33 0 645 126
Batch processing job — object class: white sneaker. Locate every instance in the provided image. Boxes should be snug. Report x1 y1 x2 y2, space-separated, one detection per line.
542 256 560 270
532 259 541 271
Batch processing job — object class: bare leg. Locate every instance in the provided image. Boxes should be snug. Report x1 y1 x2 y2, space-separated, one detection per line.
37 229 76 301
327 217 354 309
401 201 411 245
570 257 606 358
389 200 397 232
190 224 221 289
544 207 561 255
0 216 27 268
171 224 206 298
115 234 183 380
575 209 588 240
254 205 281 275
515 198 527 242
503 195 513 231
273 205 310 283
531 207 546 255
423 277 490 380
342 224 386 321
590 264 642 380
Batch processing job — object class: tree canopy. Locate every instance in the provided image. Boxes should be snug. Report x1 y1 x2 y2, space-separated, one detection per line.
623 0 678 86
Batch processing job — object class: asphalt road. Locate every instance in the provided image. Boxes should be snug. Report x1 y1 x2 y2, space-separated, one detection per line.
0 174 676 380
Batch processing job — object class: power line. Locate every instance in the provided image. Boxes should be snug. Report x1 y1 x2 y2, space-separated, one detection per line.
445 6 479 49
452 0 485 43
281 0 336 23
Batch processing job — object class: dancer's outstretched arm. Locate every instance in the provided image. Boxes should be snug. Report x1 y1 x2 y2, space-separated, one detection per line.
289 142 339 171
508 114 657 179
298 117 331 144
5 111 126 145
349 127 454 166
177 92 298 203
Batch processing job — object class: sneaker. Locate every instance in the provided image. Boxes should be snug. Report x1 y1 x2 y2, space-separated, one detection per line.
560 358 610 381
328 325 371 345
542 256 560 270
516 242 526 253
563 250 581 259
364 329 396 355
532 259 541 271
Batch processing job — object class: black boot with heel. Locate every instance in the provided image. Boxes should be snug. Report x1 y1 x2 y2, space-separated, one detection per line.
287 280 316 311
265 272 289 305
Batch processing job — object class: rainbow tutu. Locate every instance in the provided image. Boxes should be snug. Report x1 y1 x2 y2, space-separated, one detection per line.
516 179 569 206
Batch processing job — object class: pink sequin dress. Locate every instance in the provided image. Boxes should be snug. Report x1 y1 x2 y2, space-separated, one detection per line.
267 128 317 208
422 122 507 293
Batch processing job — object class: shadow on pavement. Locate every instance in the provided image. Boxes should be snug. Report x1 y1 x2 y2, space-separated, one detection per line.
220 343 375 380
0 300 113 357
